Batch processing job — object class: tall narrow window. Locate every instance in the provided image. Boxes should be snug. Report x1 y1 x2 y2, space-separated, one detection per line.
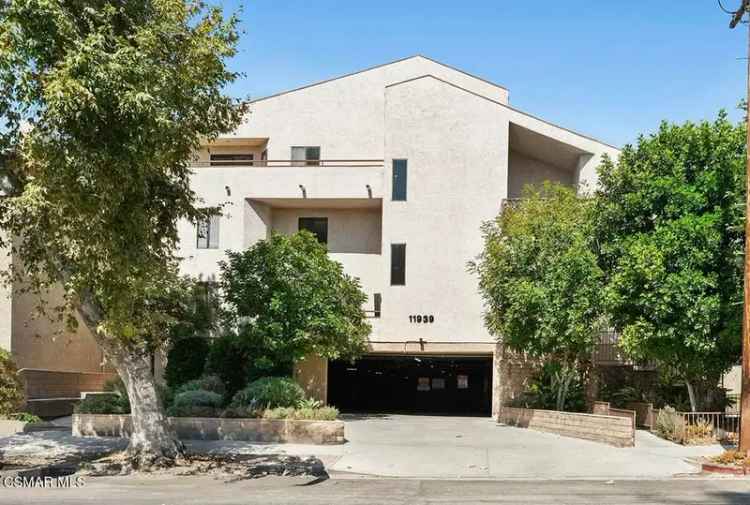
392 159 407 201
390 244 406 285
291 146 321 166
299 217 328 244
196 214 220 249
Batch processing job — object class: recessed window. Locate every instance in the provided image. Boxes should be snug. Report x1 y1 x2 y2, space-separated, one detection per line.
209 153 254 166
299 217 328 244
291 146 321 166
197 214 220 249
390 244 406 285
392 159 407 201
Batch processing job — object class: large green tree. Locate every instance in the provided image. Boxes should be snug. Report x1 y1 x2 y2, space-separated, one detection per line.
472 183 605 409
0 0 245 466
594 112 744 411
218 231 370 385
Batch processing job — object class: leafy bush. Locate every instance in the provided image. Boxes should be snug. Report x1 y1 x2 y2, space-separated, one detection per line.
167 389 222 417
297 398 323 409
8 412 42 423
262 407 296 420
205 332 294 400
0 350 24 416
290 406 339 420
231 377 305 409
221 405 261 419
76 394 130 414
512 363 585 412
174 374 226 398
654 406 685 442
165 336 210 389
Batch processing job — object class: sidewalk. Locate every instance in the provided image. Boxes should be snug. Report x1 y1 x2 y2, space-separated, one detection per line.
0 415 725 480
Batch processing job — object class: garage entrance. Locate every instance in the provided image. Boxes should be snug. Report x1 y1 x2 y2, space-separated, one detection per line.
328 355 492 415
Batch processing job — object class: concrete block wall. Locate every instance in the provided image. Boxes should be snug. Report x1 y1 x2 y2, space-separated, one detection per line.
498 406 635 447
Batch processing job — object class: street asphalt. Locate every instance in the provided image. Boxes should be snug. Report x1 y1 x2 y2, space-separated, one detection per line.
0 475 749 504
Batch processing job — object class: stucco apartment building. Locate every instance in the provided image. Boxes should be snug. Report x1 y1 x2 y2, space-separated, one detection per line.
0 55 618 415
179 56 619 415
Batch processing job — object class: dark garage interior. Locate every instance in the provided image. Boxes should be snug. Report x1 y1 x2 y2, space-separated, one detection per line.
328 355 493 415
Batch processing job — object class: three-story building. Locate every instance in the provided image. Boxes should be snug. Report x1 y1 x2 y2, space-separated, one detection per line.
178 55 619 415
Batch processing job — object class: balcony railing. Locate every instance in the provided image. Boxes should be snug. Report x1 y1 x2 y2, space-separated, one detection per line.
193 159 384 168
593 330 656 370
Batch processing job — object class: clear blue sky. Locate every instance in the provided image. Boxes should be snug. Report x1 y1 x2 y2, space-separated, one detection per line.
220 1 748 148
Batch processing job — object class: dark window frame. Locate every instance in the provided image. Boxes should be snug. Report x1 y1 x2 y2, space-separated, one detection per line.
390 243 406 286
291 146 321 166
392 159 408 201
209 153 255 166
298 217 329 244
196 214 220 249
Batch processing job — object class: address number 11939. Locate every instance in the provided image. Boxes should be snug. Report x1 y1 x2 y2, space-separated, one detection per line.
409 315 435 324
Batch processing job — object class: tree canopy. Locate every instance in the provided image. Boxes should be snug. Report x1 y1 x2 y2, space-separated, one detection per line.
472 183 605 365
593 112 744 405
218 231 371 375
0 0 245 466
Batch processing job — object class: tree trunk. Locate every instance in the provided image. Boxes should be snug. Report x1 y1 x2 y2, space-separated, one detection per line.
686 380 698 412
78 296 183 469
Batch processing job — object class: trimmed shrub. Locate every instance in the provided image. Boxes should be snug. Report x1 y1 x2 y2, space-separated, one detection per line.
76 394 130 414
175 374 226 398
0 350 24 416
165 336 210 389
167 389 222 417
231 377 305 409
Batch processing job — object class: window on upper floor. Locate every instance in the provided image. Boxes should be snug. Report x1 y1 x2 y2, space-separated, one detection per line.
299 217 328 244
392 159 407 201
197 214 220 249
390 243 406 286
291 146 321 166
209 153 254 166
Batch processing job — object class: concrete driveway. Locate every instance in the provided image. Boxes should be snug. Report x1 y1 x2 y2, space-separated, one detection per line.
325 414 724 479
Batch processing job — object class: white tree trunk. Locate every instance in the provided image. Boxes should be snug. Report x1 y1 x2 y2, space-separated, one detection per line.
686 381 698 412
78 296 182 468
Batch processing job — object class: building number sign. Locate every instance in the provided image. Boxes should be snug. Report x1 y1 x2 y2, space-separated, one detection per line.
409 314 435 324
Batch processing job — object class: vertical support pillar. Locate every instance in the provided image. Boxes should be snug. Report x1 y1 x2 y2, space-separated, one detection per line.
294 355 328 404
492 343 504 419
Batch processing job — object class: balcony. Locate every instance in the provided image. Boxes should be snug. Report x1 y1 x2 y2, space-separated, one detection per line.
191 159 384 201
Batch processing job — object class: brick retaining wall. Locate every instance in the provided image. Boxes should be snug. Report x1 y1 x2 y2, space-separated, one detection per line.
497 407 635 447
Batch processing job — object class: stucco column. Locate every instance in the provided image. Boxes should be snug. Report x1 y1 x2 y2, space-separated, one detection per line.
293 355 328 404
492 343 504 419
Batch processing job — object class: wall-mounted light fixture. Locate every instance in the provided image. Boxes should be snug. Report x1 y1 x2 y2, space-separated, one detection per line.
366 184 372 198
225 185 231 197
299 184 307 198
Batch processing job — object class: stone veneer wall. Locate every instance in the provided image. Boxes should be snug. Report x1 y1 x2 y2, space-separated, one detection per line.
497 407 635 447
73 414 345 445
492 344 538 416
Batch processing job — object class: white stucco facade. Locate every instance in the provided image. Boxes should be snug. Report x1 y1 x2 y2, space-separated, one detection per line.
177 56 619 408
